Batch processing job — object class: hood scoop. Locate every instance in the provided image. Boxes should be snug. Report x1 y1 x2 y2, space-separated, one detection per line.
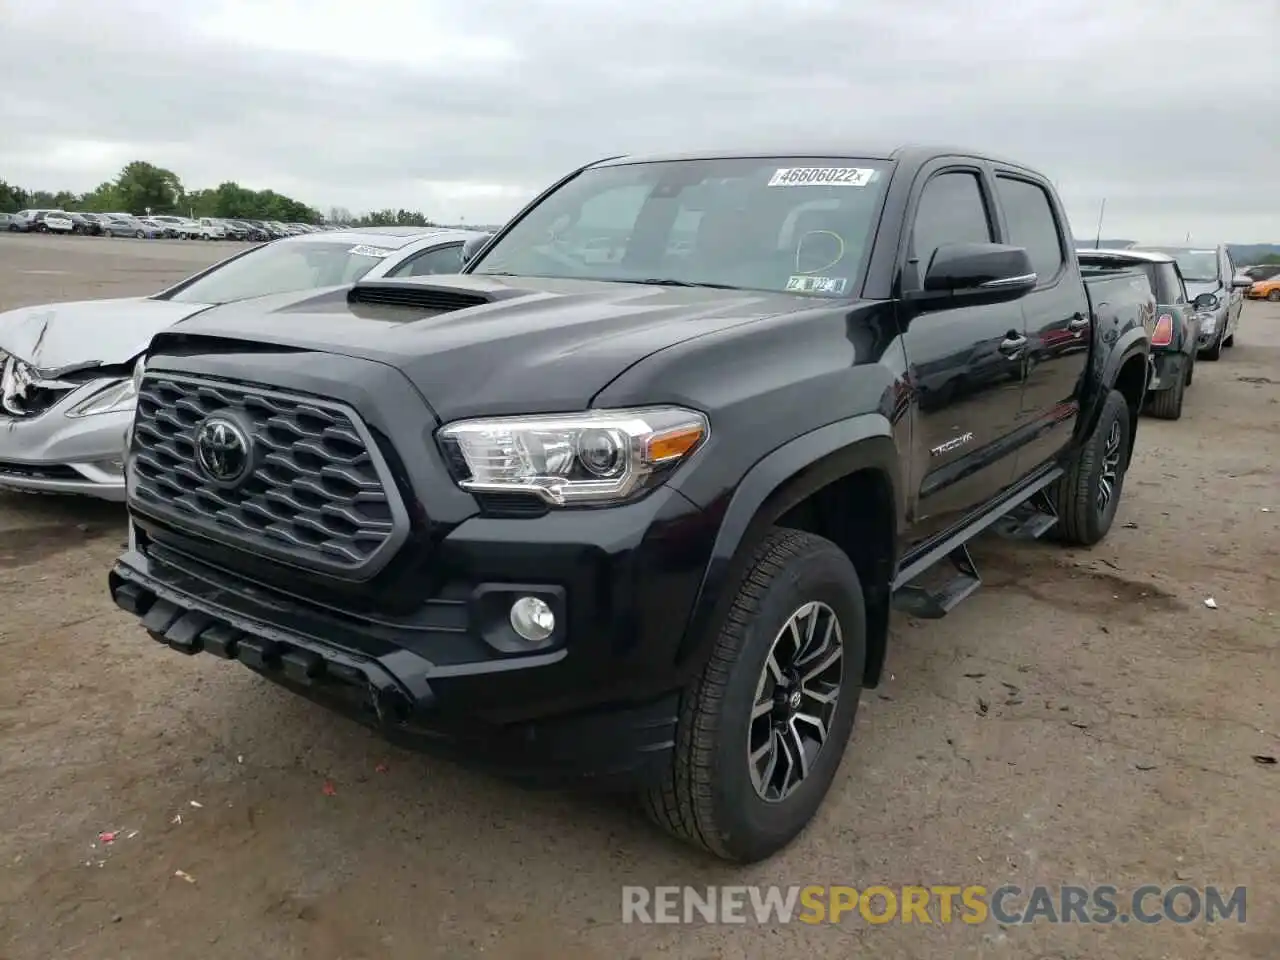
347 280 497 313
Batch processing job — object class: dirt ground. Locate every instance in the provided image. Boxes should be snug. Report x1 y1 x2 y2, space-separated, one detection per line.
0 232 1276 959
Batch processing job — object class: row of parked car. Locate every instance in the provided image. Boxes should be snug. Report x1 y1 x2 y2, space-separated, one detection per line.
1 209 342 241
1241 262 1280 301
1076 242 1254 421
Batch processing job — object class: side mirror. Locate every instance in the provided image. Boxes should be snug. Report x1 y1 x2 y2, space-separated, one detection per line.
1231 276 1252 289
915 242 1037 303
460 233 493 265
1192 292 1217 311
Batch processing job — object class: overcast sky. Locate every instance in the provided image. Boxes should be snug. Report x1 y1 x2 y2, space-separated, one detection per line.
1 0 1274 240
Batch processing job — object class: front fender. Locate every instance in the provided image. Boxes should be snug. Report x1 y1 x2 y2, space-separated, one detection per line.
673 413 901 675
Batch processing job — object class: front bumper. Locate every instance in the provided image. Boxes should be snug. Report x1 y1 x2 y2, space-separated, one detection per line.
110 481 719 786
1194 309 1224 349
0 406 131 500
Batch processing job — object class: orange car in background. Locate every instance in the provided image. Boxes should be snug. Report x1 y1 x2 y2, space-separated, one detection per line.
1247 274 1280 301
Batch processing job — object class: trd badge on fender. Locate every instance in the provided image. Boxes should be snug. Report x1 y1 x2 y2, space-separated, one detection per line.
194 417 252 484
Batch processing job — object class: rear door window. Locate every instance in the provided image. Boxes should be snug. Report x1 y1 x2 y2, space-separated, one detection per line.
994 175 1066 284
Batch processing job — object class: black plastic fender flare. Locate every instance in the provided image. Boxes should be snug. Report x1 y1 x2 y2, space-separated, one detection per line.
674 413 902 676
1079 328 1150 444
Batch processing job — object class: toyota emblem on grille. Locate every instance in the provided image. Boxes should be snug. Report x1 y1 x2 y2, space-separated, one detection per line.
194 417 252 484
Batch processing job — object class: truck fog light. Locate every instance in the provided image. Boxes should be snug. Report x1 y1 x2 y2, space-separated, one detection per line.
509 596 555 643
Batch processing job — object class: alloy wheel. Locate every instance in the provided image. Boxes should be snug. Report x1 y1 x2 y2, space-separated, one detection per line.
748 601 844 803
1097 419 1123 514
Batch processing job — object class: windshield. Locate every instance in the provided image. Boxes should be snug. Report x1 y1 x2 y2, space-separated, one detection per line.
470 157 890 296
1142 247 1219 282
162 240 401 305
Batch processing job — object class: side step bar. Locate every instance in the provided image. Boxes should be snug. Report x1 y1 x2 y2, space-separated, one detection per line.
891 466 1063 619
893 543 982 619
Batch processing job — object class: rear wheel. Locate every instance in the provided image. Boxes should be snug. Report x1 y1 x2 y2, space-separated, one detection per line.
1051 388 1131 546
1146 367 1185 421
642 528 866 863
1223 334 1235 348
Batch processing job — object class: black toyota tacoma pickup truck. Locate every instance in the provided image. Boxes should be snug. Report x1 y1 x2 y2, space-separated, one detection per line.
110 145 1154 863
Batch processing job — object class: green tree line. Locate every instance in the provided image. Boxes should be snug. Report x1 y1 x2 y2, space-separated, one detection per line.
0 161 436 227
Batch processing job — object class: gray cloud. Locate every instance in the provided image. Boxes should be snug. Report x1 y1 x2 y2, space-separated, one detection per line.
1 0 1275 239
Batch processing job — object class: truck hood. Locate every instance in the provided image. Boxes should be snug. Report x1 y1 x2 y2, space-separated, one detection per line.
0 296 214 377
158 275 822 420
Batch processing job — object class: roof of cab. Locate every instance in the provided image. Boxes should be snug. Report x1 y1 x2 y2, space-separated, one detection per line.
590 142 1040 173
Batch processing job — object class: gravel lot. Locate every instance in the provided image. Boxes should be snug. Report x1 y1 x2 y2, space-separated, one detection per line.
1 232 1276 959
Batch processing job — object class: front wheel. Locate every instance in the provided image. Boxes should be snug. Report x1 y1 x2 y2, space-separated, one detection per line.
642 528 866 863
1268 290 1280 302
1200 330 1223 361
1050 388 1131 546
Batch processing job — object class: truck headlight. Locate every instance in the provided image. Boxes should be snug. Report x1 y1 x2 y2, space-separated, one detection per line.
437 406 709 505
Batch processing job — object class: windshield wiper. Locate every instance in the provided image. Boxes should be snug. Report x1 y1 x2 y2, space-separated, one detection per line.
613 278 745 291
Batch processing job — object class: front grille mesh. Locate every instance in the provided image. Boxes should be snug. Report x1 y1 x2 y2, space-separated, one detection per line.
131 375 399 573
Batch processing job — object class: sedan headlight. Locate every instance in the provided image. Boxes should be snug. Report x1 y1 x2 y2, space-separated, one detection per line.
66 371 140 418
438 406 709 506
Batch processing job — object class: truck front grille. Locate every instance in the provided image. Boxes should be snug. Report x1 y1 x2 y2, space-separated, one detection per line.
130 374 407 577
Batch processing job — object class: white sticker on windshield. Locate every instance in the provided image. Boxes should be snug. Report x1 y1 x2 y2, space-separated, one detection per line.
768 167 875 187
786 275 848 295
348 244 394 258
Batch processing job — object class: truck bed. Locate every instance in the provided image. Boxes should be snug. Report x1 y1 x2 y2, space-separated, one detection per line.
1082 269 1157 339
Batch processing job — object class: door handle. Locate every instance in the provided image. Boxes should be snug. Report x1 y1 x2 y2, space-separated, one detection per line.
1068 314 1090 331
998 334 1028 356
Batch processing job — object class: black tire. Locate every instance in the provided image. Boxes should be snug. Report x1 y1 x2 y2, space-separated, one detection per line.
1145 370 1185 421
1184 355 1194 386
1050 388 1131 546
1268 290 1280 302
1200 330 1223 361
642 527 866 863
135 230 144 239
1223 334 1234 348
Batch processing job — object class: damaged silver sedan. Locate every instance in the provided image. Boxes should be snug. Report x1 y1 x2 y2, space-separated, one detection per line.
0 227 488 499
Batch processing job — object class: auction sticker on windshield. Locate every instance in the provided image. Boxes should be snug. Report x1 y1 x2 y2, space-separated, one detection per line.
768 168 876 187
786 275 848 294
348 245 395 258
